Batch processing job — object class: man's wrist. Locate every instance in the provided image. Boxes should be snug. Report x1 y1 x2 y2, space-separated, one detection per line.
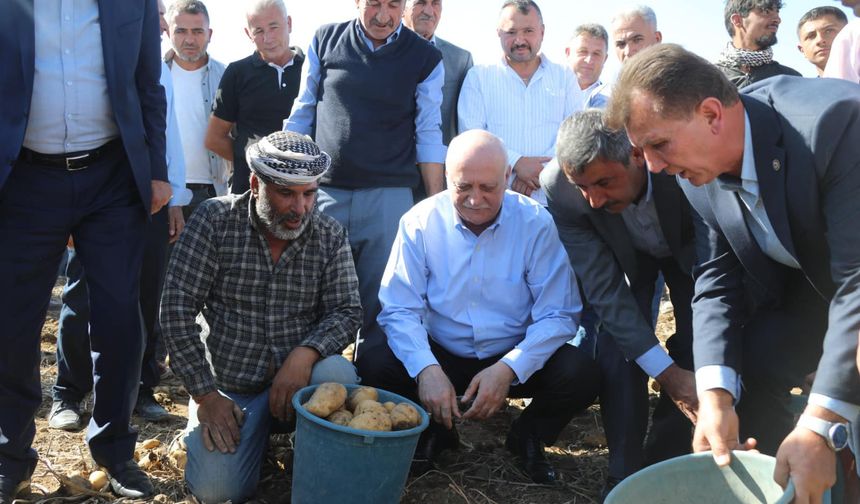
700 388 734 408
797 413 850 451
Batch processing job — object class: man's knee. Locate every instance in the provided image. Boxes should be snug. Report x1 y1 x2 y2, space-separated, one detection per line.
184 430 259 504
310 355 359 385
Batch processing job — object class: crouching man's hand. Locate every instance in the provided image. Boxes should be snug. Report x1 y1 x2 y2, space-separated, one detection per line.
195 392 245 454
461 361 515 421
418 365 460 429
269 346 320 423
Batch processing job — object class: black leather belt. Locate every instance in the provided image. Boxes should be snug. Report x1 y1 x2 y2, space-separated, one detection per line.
186 183 215 190
18 139 122 171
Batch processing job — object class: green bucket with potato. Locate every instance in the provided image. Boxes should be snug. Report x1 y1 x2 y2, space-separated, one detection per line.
291 384 430 504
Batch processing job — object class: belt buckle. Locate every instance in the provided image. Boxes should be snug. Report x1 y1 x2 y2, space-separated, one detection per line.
65 153 90 171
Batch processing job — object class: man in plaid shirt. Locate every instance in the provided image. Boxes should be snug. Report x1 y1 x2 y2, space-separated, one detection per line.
161 131 361 503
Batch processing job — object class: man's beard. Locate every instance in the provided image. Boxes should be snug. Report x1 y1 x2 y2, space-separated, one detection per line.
255 192 311 241
755 33 777 50
175 46 206 63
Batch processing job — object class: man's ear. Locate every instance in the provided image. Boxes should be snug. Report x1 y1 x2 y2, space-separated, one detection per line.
631 146 646 167
250 173 260 196
697 97 725 134
655 31 663 43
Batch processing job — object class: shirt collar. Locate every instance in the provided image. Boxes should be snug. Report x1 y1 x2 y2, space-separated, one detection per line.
356 19 403 51
716 110 758 197
451 192 508 235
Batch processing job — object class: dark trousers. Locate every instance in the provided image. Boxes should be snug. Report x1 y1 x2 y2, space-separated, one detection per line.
597 255 694 480
54 208 166 402
357 335 600 445
0 150 147 482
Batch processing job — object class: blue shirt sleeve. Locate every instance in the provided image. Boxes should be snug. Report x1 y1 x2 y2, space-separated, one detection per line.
377 215 439 378
284 37 321 135
500 213 582 383
415 60 447 164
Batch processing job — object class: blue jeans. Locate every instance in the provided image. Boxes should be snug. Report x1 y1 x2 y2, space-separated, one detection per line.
183 356 359 504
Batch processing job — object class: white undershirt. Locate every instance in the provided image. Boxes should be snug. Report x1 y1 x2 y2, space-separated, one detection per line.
171 64 211 184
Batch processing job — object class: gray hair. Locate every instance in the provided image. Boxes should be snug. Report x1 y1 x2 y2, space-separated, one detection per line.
571 23 609 50
246 0 288 24
166 0 210 24
556 110 631 178
611 4 658 32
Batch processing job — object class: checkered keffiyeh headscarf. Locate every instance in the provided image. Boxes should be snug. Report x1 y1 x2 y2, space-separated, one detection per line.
715 42 774 69
246 131 331 185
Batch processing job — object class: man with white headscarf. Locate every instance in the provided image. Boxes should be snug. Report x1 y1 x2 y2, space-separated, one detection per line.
160 131 361 504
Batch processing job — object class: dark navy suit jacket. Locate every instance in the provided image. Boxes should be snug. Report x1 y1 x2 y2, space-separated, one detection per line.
542 164 695 362
0 0 167 209
681 76 860 404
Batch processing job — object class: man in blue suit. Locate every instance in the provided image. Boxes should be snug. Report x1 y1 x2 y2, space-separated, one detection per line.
607 43 860 502
0 0 171 500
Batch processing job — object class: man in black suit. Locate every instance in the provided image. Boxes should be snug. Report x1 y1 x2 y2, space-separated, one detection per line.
0 0 170 500
607 43 860 502
542 110 696 499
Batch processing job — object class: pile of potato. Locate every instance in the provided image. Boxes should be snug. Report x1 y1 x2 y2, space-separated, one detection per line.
302 383 422 432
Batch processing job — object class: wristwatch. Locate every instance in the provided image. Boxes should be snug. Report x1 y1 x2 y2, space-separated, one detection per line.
797 414 850 452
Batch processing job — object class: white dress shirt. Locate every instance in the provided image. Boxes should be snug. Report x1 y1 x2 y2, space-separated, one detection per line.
457 55 584 205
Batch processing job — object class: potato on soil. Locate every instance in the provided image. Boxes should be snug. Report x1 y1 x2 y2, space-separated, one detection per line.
303 382 347 417
389 403 421 430
347 386 379 411
348 410 392 431
383 401 396 412
88 470 109 491
354 399 388 417
169 448 188 470
326 409 353 426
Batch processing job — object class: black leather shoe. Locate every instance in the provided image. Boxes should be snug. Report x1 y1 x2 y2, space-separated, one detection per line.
106 460 154 498
505 422 557 484
599 476 623 502
411 423 460 475
0 476 29 504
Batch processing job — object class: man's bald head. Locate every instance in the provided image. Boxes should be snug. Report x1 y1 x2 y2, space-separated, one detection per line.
446 130 510 234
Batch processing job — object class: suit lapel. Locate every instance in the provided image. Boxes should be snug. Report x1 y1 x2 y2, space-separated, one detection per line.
96 0 116 95
652 172 682 257
20 0 35 96
589 212 639 282
704 181 783 294
742 96 799 263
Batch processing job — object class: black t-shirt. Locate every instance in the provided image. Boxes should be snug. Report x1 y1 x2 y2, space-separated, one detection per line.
213 48 305 194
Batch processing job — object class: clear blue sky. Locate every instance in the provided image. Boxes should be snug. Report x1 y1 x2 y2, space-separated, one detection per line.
197 1 855 80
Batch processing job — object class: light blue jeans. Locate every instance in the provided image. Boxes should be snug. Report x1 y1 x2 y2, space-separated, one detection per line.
183 355 358 503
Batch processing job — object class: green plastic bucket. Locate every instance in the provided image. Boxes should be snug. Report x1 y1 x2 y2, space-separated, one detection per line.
291 384 430 504
605 451 803 503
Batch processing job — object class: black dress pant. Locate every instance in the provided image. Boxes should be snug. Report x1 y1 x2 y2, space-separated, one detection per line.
357 334 600 445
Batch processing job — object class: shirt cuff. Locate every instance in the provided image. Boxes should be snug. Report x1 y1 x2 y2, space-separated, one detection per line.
404 350 440 380
283 118 313 136
501 348 530 385
635 344 673 378
808 393 860 422
169 186 193 207
696 365 741 400
416 144 447 164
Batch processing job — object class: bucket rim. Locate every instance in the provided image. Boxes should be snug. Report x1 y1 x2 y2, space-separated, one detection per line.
292 383 431 438
605 450 796 503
